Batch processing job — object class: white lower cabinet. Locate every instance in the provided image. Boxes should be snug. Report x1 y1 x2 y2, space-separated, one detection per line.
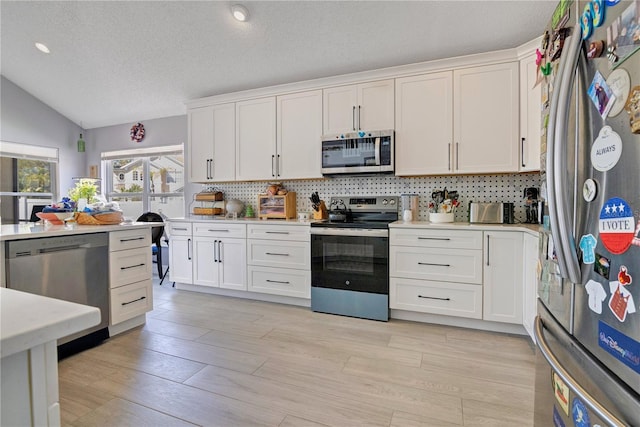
523 233 540 341
168 222 193 284
390 277 482 319
483 231 524 324
109 228 153 326
192 223 246 291
247 224 310 299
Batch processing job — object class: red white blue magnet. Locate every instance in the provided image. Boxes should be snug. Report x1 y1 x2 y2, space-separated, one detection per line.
581 6 593 40
590 0 605 27
599 197 636 254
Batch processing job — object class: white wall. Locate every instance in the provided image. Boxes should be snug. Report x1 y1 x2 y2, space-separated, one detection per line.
0 76 85 198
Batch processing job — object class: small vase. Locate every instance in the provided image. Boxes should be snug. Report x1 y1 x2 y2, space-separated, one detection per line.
77 198 88 211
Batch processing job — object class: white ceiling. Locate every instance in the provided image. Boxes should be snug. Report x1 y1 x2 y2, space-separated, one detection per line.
1 0 557 130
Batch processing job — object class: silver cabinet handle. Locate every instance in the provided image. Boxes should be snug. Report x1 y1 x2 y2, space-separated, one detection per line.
277 154 281 177
352 105 356 131
418 262 450 267
265 252 290 256
172 227 188 231
358 105 362 130
448 143 451 171
266 231 289 235
418 237 451 241
271 155 275 177
213 239 218 262
455 142 459 170
266 279 290 284
188 238 192 260
534 316 624 426
546 31 582 284
486 234 490 266
218 240 222 263
418 295 451 301
120 237 145 242
207 229 229 232
521 138 526 167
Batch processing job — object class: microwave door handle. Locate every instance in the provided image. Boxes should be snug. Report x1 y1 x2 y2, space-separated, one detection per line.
375 137 380 165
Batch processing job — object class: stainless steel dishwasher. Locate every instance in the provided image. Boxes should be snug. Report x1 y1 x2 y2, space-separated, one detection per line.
5 233 110 350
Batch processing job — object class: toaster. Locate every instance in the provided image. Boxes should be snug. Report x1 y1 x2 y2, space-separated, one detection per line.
469 202 514 224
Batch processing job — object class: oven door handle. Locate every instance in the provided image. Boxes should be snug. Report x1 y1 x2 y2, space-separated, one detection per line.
310 228 388 238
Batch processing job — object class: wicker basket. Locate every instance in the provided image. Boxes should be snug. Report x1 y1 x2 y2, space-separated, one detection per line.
75 211 124 225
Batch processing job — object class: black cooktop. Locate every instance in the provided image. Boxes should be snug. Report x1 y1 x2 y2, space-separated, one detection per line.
310 195 399 229
310 220 391 229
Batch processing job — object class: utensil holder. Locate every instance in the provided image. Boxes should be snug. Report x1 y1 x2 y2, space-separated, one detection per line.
429 212 454 223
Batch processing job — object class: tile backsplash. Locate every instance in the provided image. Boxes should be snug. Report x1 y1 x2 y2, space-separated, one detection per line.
193 172 542 223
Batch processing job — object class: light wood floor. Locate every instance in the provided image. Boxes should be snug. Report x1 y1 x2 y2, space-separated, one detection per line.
59 277 536 426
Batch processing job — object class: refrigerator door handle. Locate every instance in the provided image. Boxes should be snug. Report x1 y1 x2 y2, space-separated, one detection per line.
546 30 582 284
534 316 624 427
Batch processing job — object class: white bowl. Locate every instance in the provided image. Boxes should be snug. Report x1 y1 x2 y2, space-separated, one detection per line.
429 212 454 223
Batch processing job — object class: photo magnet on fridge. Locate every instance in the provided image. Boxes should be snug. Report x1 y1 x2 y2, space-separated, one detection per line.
588 71 616 118
594 253 611 279
605 68 631 116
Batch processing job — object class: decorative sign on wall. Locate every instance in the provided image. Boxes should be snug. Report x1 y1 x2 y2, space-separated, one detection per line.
130 122 145 143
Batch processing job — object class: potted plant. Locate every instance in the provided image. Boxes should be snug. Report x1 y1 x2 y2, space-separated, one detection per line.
68 178 98 210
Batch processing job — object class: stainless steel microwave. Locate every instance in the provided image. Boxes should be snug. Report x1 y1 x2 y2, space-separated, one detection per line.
321 130 394 175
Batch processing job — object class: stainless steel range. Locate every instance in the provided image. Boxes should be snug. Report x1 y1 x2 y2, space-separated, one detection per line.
310 196 398 321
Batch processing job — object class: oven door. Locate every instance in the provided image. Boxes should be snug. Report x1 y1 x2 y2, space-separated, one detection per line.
311 229 388 294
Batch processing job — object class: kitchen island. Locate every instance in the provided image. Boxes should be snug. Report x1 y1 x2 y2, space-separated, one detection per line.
1 288 101 426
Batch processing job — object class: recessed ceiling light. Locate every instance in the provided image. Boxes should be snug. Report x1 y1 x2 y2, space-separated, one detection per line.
231 4 249 22
35 42 50 54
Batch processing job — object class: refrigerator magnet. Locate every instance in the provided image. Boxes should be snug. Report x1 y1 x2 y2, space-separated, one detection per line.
590 0 606 27
599 197 636 254
598 321 640 373
552 406 566 427
605 68 631 116
588 72 616 118
579 234 598 264
581 7 593 40
553 372 570 416
582 178 598 202
587 40 605 58
586 280 607 314
572 398 591 427
594 253 611 279
632 222 640 247
624 85 640 133
608 279 635 322
591 126 622 172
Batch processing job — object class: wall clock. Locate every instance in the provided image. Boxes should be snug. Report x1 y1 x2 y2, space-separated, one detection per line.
130 122 145 143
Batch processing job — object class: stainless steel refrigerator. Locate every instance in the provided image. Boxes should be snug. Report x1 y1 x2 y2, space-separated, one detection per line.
535 0 640 426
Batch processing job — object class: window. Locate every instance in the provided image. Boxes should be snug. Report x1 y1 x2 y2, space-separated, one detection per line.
102 144 184 219
0 141 58 223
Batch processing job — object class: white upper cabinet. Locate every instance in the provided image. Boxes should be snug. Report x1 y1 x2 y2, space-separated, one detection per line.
453 62 520 174
323 79 394 134
520 52 542 172
188 104 235 182
276 90 323 180
395 72 453 176
235 97 277 181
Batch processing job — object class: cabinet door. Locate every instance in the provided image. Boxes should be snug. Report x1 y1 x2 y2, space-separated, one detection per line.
357 79 395 131
520 54 542 172
211 103 236 181
277 90 322 179
218 238 246 291
169 235 192 284
395 72 453 175
483 231 524 324
193 237 219 287
453 63 519 174
235 97 276 181
188 106 214 182
523 233 539 341
323 85 357 134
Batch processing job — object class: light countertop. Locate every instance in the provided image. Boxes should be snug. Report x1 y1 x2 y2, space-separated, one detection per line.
0 288 101 358
0 222 159 241
170 216 315 226
389 220 542 236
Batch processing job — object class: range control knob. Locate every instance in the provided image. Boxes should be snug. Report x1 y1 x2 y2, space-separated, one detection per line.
382 199 388 205
389 199 396 205
345 280 350 285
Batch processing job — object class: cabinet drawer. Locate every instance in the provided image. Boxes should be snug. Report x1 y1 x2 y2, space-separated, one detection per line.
247 224 310 241
168 222 192 236
247 239 310 269
390 246 482 284
110 279 153 325
109 228 151 251
390 277 482 319
193 222 246 238
110 247 152 288
247 265 310 298
390 228 482 250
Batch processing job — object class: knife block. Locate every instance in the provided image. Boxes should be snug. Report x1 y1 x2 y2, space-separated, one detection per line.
313 201 327 220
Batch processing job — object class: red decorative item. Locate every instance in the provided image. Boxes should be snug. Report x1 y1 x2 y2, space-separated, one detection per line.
130 122 145 143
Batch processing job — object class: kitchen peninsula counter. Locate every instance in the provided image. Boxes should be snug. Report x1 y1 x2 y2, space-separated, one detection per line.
0 221 159 242
1 288 101 426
